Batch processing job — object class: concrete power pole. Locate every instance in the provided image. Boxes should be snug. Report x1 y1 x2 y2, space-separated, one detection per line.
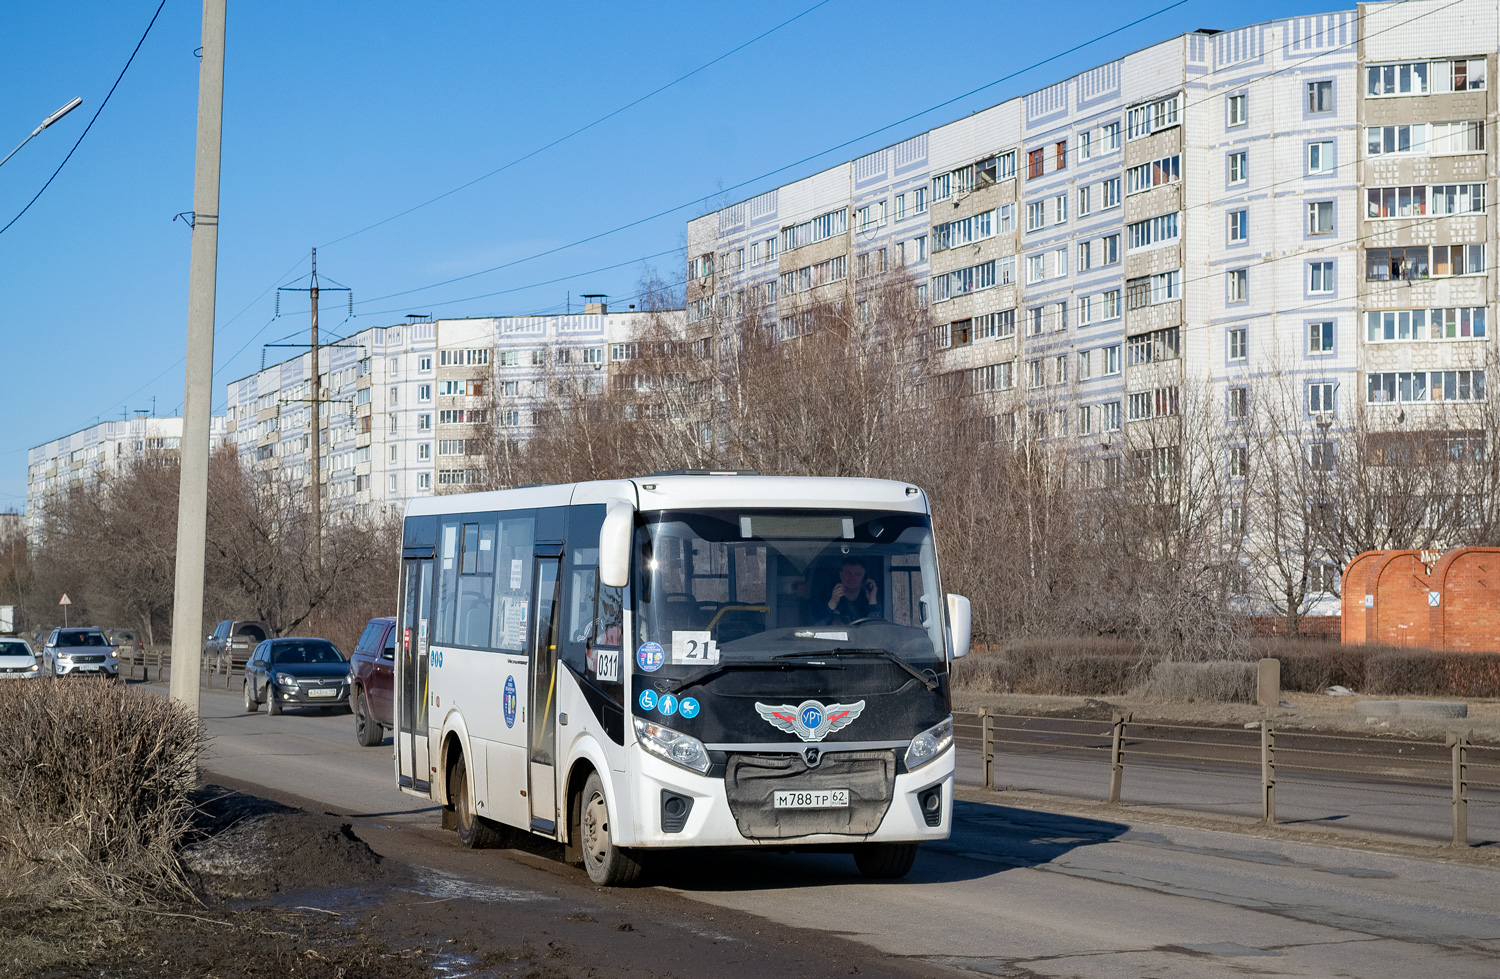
168 0 227 714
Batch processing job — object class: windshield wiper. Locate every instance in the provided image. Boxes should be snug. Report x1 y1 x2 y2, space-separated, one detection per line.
664 659 835 695
775 647 939 691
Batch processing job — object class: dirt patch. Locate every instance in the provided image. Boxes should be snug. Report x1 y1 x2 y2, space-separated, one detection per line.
955 689 1500 743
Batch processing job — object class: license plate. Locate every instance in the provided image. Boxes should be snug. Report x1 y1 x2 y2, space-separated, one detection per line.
773 789 849 809
308 688 337 698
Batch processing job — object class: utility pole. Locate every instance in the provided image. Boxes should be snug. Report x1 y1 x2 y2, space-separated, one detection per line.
168 0 226 715
277 249 351 573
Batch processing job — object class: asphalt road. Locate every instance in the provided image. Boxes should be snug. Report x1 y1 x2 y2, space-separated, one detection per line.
160 679 1500 978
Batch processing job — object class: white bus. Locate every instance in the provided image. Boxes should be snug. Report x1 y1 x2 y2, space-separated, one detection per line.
394 472 970 885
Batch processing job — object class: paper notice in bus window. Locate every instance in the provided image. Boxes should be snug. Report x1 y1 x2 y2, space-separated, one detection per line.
510 559 523 591
671 631 718 666
503 600 526 647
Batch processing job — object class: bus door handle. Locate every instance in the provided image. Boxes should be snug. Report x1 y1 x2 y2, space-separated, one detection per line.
559 713 569 726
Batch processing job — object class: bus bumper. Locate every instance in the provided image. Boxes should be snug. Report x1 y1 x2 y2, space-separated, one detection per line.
623 746 954 848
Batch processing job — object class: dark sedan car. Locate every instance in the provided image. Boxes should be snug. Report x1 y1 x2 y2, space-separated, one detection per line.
242 638 350 715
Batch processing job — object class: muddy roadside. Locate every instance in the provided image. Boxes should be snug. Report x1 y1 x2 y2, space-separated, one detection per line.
4 779 956 979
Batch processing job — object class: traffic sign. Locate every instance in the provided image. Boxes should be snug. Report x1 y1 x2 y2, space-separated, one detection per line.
58 593 72 606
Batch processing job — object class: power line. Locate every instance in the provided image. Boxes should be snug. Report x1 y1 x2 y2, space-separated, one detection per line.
0 0 168 237
319 0 840 249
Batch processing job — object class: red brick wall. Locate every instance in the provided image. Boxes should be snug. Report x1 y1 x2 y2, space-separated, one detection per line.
1341 551 1384 645
1373 551 1431 647
1430 547 1500 653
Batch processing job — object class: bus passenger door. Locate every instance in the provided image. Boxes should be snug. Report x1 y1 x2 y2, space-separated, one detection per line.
397 557 434 796
528 552 562 833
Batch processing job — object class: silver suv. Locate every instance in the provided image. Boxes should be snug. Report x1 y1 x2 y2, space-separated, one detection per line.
42 627 119 678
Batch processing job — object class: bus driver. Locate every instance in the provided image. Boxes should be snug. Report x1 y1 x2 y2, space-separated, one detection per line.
818 557 881 625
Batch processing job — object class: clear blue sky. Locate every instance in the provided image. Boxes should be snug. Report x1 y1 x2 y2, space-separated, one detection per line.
0 0 1351 509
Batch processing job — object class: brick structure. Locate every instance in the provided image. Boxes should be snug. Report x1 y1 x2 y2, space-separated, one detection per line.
1427 548 1500 653
1369 551 1431 648
1341 551 1386 645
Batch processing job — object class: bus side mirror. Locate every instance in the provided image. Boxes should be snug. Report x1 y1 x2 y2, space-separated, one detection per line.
946 594 971 660
599 502 634 589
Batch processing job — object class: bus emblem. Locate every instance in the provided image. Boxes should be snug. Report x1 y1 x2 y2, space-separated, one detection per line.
754 699 865 742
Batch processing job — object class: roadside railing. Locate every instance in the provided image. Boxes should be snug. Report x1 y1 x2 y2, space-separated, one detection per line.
119 645 170 682
956 710 1500 847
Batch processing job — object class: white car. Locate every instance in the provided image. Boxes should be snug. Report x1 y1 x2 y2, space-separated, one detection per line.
41 627 119 678
0 638 40 679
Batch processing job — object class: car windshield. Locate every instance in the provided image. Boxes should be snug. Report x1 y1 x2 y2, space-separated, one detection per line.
633 508 946 671
269 641 345 665
0 641 32 657
58 632 108 647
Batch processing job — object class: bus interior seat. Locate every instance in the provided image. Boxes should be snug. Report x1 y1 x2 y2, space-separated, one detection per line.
712 607 766 644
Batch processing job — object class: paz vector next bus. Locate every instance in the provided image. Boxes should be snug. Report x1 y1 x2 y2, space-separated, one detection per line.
393 472 972 885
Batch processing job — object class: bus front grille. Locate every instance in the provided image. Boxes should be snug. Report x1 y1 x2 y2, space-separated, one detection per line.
723 750 895 840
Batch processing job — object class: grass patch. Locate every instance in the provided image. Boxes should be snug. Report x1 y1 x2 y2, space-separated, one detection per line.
1131 660 1256 704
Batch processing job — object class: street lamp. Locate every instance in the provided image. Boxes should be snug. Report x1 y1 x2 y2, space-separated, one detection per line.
0 97 83 170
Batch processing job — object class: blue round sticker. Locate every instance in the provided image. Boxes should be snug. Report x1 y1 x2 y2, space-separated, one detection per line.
637 641 665 673
659 693 679 716
638 689 658 711
800 704 824 729
679 697 700 719
503 676 517 729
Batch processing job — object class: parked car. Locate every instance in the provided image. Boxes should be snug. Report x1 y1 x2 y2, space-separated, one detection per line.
0 637 40 679
205 619 272 671
242 638 350 715
349 616 396 746
106 628 145 654
41 627 119 678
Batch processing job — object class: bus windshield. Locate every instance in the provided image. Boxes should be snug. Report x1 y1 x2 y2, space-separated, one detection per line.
634 509 946 670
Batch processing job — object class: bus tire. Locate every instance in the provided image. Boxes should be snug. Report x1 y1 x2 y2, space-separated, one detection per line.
452 753 503 849
852 842 919 879
578 771 644 886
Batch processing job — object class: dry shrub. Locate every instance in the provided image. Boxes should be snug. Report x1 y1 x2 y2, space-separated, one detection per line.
1132 660 1256 703
952 638 1148 695
1366 651 1500 698
1256 638 1371 693
0 681 202 909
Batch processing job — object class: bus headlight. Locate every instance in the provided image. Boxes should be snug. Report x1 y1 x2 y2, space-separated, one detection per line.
634 718 711 774
904 715 953 771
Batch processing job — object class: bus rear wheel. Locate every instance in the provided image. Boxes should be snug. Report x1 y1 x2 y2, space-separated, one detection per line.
852 842 919 879
578 772 644 886
452 753 504 849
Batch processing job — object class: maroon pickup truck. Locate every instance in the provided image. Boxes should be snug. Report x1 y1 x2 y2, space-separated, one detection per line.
350 616 395 746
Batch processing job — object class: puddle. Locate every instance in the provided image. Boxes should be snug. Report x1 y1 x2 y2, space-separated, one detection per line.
431 950 481 977
406 866 557 904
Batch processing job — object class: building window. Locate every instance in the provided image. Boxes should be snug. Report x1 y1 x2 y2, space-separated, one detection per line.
1055 140 1067 170
418 472 431 490
1077 185 1091 217
388 474 398 493
1308 381 1336 415
1101 235 1119 264
1307 140 1334 174
1308 321 1335 354
1101 177 1121 208
1307 200 1334 235
418 355 432 372
1228 326 1247 361
1227 268 1248 303
417 443 430 460
1227 92 1247 127
1103 345 1121 375
1229 445 1248 478
1027 148 1045 179
417 384 432 402
1126 155 1181 195
1228 209 1248 243
1053 194 1067 224
1308 260 1335 294
1078 131 1092 160
1102 289 1120 319
1102 121 1121 151
1366 369 1486 403
417 413 431 431
1228 387 1248 420
1307 441 1337 471
1306 80 1334 114
1228 151 1247 184
1365 307 1486 341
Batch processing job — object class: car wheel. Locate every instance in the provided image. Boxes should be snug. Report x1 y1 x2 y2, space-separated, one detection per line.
452 753 504 849
267 685 283 715
243 680 258 713
354 689 382 746
851 842 919 879
578 771 644 886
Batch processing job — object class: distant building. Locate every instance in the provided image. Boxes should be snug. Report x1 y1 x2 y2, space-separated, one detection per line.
25 415 229 540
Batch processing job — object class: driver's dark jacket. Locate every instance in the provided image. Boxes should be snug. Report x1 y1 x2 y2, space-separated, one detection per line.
815 595 881 626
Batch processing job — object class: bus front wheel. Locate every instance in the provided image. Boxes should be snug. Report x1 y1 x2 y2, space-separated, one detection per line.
852 842 918 879
578 772 644 886
452 753 504 849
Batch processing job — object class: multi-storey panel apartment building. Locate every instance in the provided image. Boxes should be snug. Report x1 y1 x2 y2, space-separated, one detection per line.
685 0 1498 612
25 415 229 540
222 305 669 517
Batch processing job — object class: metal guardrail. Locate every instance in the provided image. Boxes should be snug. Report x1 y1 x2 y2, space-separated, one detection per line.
957 710 1499 847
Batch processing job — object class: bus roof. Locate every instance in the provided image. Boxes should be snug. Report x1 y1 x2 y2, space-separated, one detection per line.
404 475 929 518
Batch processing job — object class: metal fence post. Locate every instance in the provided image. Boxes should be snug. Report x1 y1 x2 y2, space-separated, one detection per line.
1260 721 1276 824
1108 712 1130 804
1448 732 1469 847
980 709 994 790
